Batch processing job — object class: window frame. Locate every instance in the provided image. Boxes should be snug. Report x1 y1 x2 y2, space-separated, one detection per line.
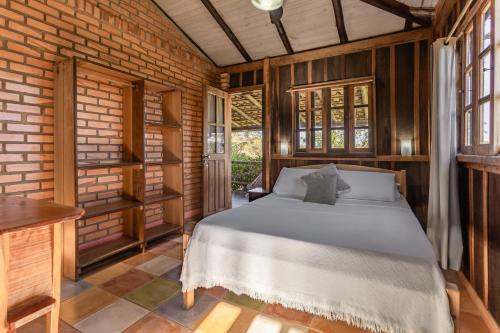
291 78 375 156
461 0 496 155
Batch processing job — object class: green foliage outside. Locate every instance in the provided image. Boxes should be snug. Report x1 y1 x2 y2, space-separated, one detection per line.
231 130 262 191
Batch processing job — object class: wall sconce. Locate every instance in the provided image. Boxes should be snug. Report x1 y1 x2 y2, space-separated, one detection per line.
280 141 289 156
401 139 412 156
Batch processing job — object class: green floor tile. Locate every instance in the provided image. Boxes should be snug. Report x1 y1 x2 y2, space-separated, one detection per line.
125 278 180 311
224 291 266 311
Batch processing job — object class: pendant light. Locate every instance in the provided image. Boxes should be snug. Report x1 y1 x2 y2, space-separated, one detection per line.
251 0 284 11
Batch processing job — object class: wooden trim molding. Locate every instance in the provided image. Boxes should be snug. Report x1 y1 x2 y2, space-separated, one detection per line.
272 154 429 162
332 0 348 44
457 154 500 174
287 76 374 92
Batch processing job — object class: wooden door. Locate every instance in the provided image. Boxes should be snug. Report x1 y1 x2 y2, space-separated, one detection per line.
203 86 231 216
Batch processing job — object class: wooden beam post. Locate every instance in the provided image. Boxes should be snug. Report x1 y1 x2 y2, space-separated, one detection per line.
263 58 272 192
359 0 431 26
332 0 348 44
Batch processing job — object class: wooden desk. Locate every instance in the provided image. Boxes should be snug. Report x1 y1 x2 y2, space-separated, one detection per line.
0 197 83 333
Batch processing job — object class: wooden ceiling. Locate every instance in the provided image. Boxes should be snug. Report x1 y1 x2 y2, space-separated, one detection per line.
153 0 436 66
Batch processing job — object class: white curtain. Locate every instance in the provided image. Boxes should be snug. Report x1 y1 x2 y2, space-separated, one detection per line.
427 37 463 270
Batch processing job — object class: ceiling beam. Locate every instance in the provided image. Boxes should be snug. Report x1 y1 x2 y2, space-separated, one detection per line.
244 94 262 109
269 8 294 54
232 106 261 126
331 0 348 44
199 0 252 62
359 0 431 26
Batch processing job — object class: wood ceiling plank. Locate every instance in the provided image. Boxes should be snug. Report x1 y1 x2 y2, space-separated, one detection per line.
199 0 252 62
232 105 261 126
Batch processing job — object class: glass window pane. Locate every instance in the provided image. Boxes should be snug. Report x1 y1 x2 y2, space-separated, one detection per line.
354 129 369 149
311 90 322 109
298 131 306 150
331 109 344 128
208 125 216 153
466 28 473 65
297 92 306 111
482 7 491 50
354 107 369 127
313 111 322 129
331 87 344 107
331 130 344 149
465 110 472 146
298 111 306 129
354 85 369 106
466 70 472 106
312 130 322 149
480 53 491 97
480 102 490 144
208 94 216 123
216 96 224 124
216 126 225 153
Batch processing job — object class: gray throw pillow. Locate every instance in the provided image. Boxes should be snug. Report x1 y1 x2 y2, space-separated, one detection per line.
315 164 351 195
301 171 338 205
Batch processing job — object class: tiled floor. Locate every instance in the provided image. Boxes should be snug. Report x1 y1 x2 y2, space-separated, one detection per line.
19 236 495 333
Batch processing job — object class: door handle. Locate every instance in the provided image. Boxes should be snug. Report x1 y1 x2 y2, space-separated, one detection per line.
201 154 211 159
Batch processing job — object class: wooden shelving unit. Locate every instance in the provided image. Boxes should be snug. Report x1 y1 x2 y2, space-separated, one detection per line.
54 57 184 280
143 87 184 247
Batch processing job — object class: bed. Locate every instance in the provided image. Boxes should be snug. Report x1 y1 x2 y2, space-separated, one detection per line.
180 164 459 333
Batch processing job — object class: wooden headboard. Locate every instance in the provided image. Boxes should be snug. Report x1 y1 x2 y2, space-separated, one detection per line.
294 164 407 197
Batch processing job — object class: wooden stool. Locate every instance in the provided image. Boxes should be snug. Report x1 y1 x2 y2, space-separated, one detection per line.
0 197 83 333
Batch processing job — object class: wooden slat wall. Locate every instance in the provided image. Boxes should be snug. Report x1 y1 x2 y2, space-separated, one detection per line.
459 163 500 324
271 38 431 227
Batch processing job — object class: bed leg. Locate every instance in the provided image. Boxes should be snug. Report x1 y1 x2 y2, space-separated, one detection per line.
183 290 195 310
182 234 190 257
446 282 460 333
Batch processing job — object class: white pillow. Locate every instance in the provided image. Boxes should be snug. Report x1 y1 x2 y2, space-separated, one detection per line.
337 170 396 202
273 167 314 199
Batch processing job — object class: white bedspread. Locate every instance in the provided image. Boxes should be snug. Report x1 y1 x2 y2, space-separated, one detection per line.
181 195 453 333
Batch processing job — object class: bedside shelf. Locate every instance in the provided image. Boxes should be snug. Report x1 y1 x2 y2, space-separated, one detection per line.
145 223 181 242
77 161 143 170
145 159 182 166
144 191 182 205
145 121 181 129
78 235 142 268
82 199 142 219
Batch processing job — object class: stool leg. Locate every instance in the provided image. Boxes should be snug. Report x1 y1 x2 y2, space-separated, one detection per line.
45 311 58 333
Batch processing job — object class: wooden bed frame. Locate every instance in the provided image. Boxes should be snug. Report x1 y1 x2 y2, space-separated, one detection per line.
182 164 460 333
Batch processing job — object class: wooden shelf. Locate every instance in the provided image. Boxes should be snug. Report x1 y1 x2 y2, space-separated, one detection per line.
145 159 182 166
145 121 181 129
78 235 141 268
144 191 182 205
145 223 181 242
77 160 143 170
82 199 142 219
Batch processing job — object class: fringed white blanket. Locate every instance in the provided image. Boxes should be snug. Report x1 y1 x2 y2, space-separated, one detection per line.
181 195 453 333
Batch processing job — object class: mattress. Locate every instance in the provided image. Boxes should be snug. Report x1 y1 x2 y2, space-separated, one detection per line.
181 194 453 333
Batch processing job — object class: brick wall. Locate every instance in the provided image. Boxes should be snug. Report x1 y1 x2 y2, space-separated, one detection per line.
0 0 219 231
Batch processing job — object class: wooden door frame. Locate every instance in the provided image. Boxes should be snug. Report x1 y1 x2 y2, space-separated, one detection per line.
202 85 232 217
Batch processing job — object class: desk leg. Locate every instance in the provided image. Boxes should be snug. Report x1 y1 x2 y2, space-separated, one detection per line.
0 234 10 333
46 223 62 333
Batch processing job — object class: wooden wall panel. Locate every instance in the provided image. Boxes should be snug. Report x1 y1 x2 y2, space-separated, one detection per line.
294 62 308 85
375 47 391 155
270 35 431 226
345 51 372 78
278 65 292 147
472 169 485 300
395 43 415 154
326 56 344 81
419 40 430 155
488 173 500 322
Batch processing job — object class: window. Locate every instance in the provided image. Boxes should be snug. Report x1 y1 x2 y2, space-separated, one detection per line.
461 2 494 153
293 80 374 154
